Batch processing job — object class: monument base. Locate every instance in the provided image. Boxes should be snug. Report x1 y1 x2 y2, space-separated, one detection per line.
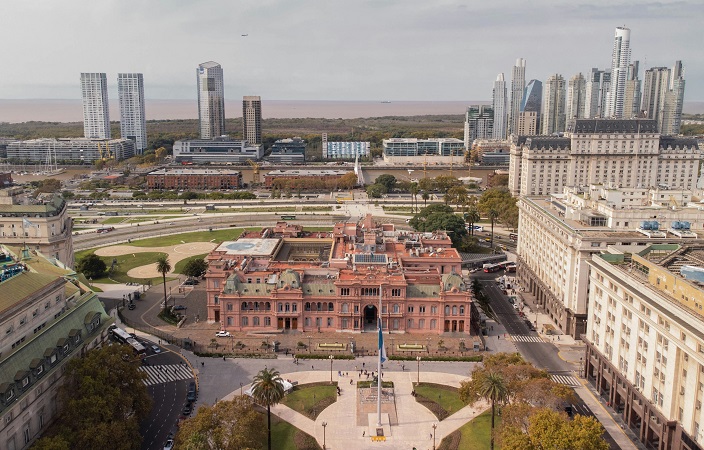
367 413 391 440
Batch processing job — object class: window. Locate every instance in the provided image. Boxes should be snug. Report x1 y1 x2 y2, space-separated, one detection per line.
419 319 425 329
327 318 332 327
292 303 298 312
391 288 401 297
419 305 426 313
305 317 311 326
278 303 283 312
315 318 322 327
264 317 271 326
214 296 219 305
241 302 248 310
393 304 400 313
460 306 465 314
342 303 349 313
452 306 458 315
407 306 414 313
226 303 233 311
227 317 232 326
241 317 248 326
328 302 334 312
285 303 290 312
430 319 437 330
305 302 311 311
340 288 350 296
253 317 260 326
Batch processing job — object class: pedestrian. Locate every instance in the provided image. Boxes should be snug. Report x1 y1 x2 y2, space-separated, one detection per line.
223 356 226 361
350 379 353 385
312 365 315 370
201 362 204 367
362 431 365 437
362 362 365 368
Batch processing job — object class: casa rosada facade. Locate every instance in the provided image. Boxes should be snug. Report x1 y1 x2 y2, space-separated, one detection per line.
205 215 478 335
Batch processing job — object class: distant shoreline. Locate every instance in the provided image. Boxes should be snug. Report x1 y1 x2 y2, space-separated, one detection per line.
2 99 702 124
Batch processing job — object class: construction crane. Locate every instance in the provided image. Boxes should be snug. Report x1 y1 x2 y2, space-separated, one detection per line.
97 141 113 161
247 159 260 185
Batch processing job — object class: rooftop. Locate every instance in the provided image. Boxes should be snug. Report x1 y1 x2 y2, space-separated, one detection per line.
571 118 659 134
148 169 241 176
266 169 350 176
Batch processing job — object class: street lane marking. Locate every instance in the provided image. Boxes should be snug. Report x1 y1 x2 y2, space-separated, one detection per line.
140 364 193 386
510 335 544 343
551 374 580 386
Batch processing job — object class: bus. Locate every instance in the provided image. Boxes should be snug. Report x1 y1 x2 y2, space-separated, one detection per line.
280 215 296 220
97 226 115 234
110 326 147 356
509 233 518 241
483 264 502 273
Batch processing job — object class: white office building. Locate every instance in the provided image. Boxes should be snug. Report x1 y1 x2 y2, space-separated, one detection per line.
508 58 526 136
197 62 225 140
80 73 110 139
566 73 586 129
323 141 370 159
172 137 262 164
585 68 611 118
605 26 632 118
541 74 566 135
492 74 507 140
117 73 147 154
243 96 262 145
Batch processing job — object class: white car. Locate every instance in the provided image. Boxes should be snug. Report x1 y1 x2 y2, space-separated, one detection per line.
215 331 231 337
163 440 174 450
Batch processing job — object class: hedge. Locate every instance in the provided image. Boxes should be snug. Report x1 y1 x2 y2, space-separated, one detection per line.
389 355 483 362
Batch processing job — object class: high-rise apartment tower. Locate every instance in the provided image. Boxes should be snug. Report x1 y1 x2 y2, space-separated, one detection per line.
80 73 110 139
492 74 507 140
242 96 262 145
197 62 225 139
641 61 686 135
117 73 147 154
541 74 566 135
584 68 611 118
604 26 631 118
566 73 586 130
508 58 526 136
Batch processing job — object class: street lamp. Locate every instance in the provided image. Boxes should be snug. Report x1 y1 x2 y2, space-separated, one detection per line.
307 335 313 353
329 355 334 383
240 382 244 396
416 356 421 385
579 357 584 378
432 423 437 450
322 421 327 450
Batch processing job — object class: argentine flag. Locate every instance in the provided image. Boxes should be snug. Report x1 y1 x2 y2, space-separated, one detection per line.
378 317 387 363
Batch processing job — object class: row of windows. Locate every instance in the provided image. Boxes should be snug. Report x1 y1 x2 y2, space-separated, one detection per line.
229 302 467 315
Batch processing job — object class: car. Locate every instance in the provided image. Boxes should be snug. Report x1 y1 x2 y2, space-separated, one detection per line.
173 305 187 311
128 303 136 310
163 439 174 450
216 331 231 337
183 278 199 285
181 404 192 418
151 345 161 353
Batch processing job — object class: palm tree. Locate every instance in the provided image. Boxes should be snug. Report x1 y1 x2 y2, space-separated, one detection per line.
155 255 171 312
422 191 430 208
252 368 285 450
488 208 499 249
465 207 481 236
409 182 420 214
479 372 508 450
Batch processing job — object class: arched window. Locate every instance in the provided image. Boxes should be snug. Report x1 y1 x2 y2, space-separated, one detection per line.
248 302 253 310
264 317 271 326
407 319 413 329
254 302 260 311
328 302 334 312
253 317 260 326
419 319 425 329
452 306 458 316
305 302 311 311
327 318 333 327
241 317 249 326
305 317 311 326
444 305 450 315
292 303 298 312
285 303 290 312
241 302 248 310
393 304 400 313
227 317 233 325
317 302 322 311
459 305 465 314
278 303 283 312
265 302 271 311
342 303 349 313
430 319 437 329
315 317 322 327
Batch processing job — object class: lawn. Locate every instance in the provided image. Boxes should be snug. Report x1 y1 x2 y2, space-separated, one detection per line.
271 416 322 450
439 409 500 450
173 253 208 275
280 384 337 419
415 383 465 419
128 228 250 247
91 251 173 285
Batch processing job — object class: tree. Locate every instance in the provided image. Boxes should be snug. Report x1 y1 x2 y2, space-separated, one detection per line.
446 185 469 210
156 255 172 312
479 372 508 450
366 183 387 198
434 175 462 194
374 174 396 192
183 258 208 279
76 253 107 279
175 396 265 450
31 436 71 450
34 178 62 194
488 173 509 188
155 146 168 162
487 208 499 249
421 191 430 208
409 182 420 213
478 187 519 230
52 344 151 450
500 408 609 450
251 368 285 450
464 207 481 236
409 203 467 247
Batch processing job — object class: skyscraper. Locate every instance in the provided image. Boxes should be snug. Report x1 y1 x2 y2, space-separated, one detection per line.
584 68 611 118
463 105 493 149
566 73 586 129
508 58 526 136
642 62 686 135
242 96 262 145
197 61 225 139
520 79 542 134
492 74 507 139
117 73 147 154
80 73 110 139
541 74 566 135
623 61 642 119
604 26 631 118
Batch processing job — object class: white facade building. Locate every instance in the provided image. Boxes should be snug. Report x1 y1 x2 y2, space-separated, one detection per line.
242 96 262 145
492 74 507 140
172 138 262 164
80 73 110 139
585 68 611 118
197 62 225 140
605 26 632 118
7 138 135 164
117 73 147 154
541 74 566 135
566 73 586 129
508 58 526 136
323 141 370 159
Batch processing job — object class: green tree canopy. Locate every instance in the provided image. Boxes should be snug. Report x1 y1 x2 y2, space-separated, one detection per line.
76 253 107 279
175 396 265 450
52 344 151 450
251 368 285 450
477 187 519 230
183 258 208 279
366 183 387 198
409 203 467 247
374 174 397 191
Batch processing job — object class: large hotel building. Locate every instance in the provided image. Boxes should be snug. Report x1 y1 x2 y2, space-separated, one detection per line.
205 215 478 336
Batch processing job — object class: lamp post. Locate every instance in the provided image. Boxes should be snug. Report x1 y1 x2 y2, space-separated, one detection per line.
239 382 243 396
579 357 584 378
322 421 327 450
432 423 437 450
329 355 334 383
308 335 312 353
416 356 421 385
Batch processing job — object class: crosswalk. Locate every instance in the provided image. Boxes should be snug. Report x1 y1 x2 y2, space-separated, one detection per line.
510 334 545 343
139 364 193 386
551 374 580 386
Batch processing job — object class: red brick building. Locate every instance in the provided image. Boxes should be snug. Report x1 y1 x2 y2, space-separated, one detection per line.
263 169 351 188
147 169 241 190
205 215 478 335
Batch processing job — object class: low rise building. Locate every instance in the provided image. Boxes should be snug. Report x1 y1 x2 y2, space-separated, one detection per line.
322 140 370 159
382 138 464 165
6 138 135 164
173 137 262 164
146 169 241 190
263 169 351 189
0 246 110 449
472 139 510 166
205 215 478 336
585 244 704 450
268 137 306 164
517 184 704 338
0 190 73 268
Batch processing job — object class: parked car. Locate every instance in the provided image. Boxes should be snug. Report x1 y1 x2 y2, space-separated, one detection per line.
187 382 197 402
216 331 231 337
128 303 136 310
180 403 192 419
163 440 174 450
173 305 187 311
151 345 161 353
183 279 199 286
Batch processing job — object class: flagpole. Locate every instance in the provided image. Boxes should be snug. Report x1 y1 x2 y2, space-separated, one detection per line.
377 283 382 427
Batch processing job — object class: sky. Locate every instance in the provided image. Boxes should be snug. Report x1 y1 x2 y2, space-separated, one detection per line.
1 0 702 101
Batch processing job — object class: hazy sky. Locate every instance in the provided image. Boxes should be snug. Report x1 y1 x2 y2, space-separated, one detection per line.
1 0 702 101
